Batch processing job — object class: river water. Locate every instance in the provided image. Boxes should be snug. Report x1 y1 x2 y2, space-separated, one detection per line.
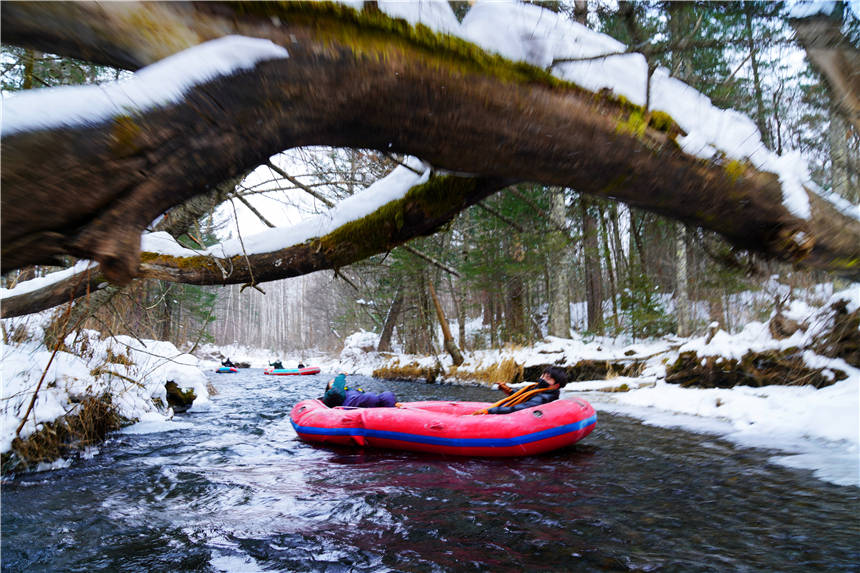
2 369 858 572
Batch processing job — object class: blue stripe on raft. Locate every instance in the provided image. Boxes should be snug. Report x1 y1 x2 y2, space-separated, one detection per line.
291 413 597 448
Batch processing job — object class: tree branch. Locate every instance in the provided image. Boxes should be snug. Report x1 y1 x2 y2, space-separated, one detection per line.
2 0 858 296
2 174 511 317
791 10 860 132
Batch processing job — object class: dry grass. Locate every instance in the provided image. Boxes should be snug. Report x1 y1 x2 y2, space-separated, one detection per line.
465 357 523 385
373 360 442 383
2 395 123 475
105 348 134 366
4 323 31 344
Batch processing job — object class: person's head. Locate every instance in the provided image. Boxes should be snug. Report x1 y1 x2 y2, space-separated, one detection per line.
323 373 348 407
540 366 568 388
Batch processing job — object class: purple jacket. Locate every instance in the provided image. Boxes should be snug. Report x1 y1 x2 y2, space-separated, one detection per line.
343 389 397 408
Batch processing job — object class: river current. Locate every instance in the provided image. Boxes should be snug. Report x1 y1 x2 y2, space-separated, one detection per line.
2 369 858 572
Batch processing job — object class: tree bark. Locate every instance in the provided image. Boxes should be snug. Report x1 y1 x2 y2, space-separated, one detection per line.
2 0 858 316
377 285 404 352
668 2 693 337
581 196 603 334
790 5 860 133
743 3 771 149
600 207 620 332
829 104 854 203
675 224 690 337
428 281 464 365
547 188 570 337
1 175 510 317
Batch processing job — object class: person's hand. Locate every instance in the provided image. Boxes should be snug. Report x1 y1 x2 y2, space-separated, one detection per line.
470 408 489 415
395 402 404 408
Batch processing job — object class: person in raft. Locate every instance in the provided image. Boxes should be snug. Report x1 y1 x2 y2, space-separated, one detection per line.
269 360 284 370
473 366 569 415
322 373 398 408
221 358 236 368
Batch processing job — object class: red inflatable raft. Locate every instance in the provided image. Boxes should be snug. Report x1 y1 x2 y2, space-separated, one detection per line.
290 398 596 457
264 366 321 376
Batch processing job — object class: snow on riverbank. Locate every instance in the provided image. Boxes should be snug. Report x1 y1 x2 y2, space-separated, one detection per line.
1 322 210 464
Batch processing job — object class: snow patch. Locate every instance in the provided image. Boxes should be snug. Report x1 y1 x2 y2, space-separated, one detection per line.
3 36 289 136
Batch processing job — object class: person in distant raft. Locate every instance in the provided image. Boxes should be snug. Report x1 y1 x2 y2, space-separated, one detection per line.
473 366 569 415
269 360 284 370
322 373 398 408
222 358 236 367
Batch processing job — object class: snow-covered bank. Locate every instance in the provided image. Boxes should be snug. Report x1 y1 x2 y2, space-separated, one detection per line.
1 324 211 465
587 376 858 487
326 288 860 487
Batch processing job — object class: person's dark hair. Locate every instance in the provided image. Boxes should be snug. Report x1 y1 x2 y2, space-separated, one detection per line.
543 366 568 388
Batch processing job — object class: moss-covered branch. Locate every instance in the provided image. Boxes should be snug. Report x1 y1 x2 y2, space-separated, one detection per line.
1 174 511 317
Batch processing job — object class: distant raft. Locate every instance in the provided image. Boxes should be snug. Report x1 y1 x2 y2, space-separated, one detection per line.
290 398 596 457
264 366 322 376
215 366 238 373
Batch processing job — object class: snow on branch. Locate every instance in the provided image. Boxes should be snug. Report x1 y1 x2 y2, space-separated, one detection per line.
2 36 289 136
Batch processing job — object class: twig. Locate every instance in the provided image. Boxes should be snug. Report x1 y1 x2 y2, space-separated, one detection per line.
717 52 753 89
187 297 217 355
332 268 360 291
143 282 174 310
233 190 275 228
384 153 425 175
266 160 335 207
476 201 526 233
230 198 258 290
402 244 460 277
15 301 87 437
106 298 148 348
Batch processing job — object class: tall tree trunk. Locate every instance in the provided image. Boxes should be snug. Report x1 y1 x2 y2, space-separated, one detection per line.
829 104 854 202
600 207 620 332
446 273 467 351
609 204 628 281
675 224 690 337
581 196 603 333
428 281 464 364
481 290 492 326
573 0 588 25
743 3 771 149
504 274 526 343
377 285 404 352
416 272 433 355
158 282 173 341
22 49 35 90
547 188 570 337
668 1 694 337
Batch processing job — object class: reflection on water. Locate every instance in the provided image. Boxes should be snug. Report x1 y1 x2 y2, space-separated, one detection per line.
3 370 858 572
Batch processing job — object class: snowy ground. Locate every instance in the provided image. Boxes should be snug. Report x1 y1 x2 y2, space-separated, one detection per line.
2 287 858 487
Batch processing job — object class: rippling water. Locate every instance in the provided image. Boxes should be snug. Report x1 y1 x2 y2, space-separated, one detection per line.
3 369 858 572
